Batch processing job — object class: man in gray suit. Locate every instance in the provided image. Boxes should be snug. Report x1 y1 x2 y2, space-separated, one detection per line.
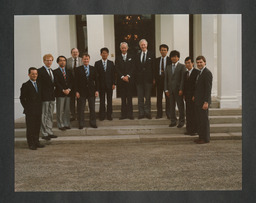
66 48 82 121
164 50 186 128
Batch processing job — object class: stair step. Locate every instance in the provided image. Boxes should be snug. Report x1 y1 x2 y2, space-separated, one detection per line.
15 115 242 128
14 132 241 147
15 123 242 138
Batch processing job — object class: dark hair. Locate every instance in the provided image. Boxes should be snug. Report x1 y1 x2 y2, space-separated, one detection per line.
184 56 194 63
28 67 37 74
169 50 180 58
82 53 90 58
196 55 206 63
57 55 67 63
159 44 169 51
100 47 109 54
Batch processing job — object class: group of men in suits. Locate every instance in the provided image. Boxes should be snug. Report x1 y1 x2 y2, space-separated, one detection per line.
20 39 212 150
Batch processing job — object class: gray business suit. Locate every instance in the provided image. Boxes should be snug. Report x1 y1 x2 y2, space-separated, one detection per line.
164 62 186 125
66 57 82 119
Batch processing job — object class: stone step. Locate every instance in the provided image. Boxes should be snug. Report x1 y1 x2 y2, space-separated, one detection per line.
15 123 242 138
50 108 241 119
15 132 242 147
15 115 242 128
111 100 220 110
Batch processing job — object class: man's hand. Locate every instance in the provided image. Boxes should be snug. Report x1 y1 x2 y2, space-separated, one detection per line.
179 90 183 96
202 102 208 110
112 85 115 90
95 91 99 97
76 92 80 99
192 96 195 101
122 76 129 83
153 80 155 85
165 91 170 97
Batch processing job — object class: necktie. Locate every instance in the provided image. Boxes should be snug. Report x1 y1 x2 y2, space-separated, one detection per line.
196 71 201 83
34 82 38 92
85 67 89 78
161 58 164 75
48 69 53 82
103 61 106 72
123 55 126 62
187 71 189 79
172 64 175 74
142 52 146 64
74 58 77 68
62 68 66 80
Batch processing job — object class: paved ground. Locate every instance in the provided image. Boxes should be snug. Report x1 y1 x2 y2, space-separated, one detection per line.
15 140 241 191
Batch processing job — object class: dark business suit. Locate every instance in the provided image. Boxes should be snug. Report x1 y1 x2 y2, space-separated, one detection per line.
135 51 155 117
194 67 213 142
66 57 83 119
154 56 171 118
75 65 99 127
95 59 115 120
37 66 55 137
20 80 42 148
164 62 186 125
183 68 200 133
115 53 134 118
53 67 73 128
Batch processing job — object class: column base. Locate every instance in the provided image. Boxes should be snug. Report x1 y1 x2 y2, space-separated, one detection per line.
217 96 239 108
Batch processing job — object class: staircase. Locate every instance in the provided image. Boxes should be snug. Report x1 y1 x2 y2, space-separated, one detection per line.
15 98 242 146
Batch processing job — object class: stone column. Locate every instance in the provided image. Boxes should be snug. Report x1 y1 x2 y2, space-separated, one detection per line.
217 15 241 108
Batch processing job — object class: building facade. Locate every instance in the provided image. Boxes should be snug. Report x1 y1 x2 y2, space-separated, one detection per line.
14 14 242 119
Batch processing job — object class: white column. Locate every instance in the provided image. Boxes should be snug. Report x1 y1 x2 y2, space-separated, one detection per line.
217 15 240 108
236 15 242 107
14 16 42 119
194 14 218 97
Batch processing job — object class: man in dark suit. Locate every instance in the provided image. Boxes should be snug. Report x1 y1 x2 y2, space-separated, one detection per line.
164 50 186 128
53 56 73 131
37 54 58 140
75 53 99 129
194 55 213 144
95 47 116 121
183 57 200 135
154 44 171 119
66 48 83 121
115 42 134 120
20 67 44 150
135 39 155 119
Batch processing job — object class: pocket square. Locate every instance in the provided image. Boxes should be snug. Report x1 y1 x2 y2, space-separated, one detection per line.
128 58 132 61
148 58 151 60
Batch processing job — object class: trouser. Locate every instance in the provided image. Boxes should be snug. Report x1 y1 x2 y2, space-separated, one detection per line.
99 88 113 119
185 98 197 133
169 90 185 124
70 91 77 119
26 113 41 147
77 96 96 127
195 105 210 142
56 97 71 128
41 101 55 137
120 83 133 118
156 79 170 117
136 82 152 116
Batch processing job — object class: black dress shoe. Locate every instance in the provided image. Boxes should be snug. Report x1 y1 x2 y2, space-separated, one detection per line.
99 118 105 121
167 115 171 119
42 136 51 141
119 117 127 120
29 145 37 150
169 123 177 127
177 123 184 128
138 115 144 119
190 132 198 136
145 115 152 119
65 126 71 129
78 126 84 129
128 116 134 120
59 127 66 131
156 115 162 119
184 131 191 135
36 143 45 148
49 134 58 138
90 124 98 128
107 117 113 121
